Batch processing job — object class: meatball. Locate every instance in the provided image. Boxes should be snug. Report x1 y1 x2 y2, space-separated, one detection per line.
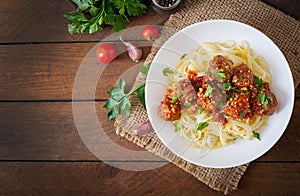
225 92 252 120
253 88 278 116
232 63 254 91
187 71 204 91
207 55 233 82
158 94 181 121
176 79 199 113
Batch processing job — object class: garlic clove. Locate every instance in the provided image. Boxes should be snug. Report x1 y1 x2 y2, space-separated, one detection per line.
120 36 143 62
132 121 153 136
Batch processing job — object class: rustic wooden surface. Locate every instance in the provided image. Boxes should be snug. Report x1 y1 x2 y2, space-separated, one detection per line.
0 0 299 195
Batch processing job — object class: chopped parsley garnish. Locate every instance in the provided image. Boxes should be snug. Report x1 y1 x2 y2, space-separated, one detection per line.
229 92 235 99
163 68 174 76
197 106 203 114
196 122 209 131
184 102 191 108
180 54 187 60
214 71 227 80
173 122 181 132
239 76 243 81
258 93 272 106
204 85 214 96
222 82 234 91
206 71 226 80
239 112 245 118
254 75 263 91
217 101 225 109
252 131 261 140
170 92 182 103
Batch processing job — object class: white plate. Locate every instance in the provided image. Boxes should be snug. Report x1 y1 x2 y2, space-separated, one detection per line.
145 20 294 168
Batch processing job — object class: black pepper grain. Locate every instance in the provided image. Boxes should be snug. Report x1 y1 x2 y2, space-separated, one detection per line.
157 0 177 7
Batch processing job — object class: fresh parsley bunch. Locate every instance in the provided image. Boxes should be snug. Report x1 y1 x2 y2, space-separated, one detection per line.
65 0 147 34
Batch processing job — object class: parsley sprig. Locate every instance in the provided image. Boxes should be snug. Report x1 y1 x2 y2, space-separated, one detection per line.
104 62 150 121
65 0 147 34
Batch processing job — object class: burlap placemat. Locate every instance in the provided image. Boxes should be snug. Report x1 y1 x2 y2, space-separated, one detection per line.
115 0 299 194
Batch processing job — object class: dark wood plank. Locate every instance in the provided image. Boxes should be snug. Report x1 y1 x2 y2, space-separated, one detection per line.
0 0 169 43
0 162 299 195
0 43 151 100
0 101 299 161
0 101 149 161
262 0 300 19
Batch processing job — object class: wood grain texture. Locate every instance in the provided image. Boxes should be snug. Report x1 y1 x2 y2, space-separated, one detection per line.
0 100 299 161
0 0 169 43
0 43 151 100
0 0 299 195
0 162 299 195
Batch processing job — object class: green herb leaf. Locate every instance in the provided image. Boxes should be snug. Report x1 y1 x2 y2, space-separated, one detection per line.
163 68 174 76
104 79 146 121
252 131 261 140
254 75 264 91
229 92 235 99
258 93 269 106
136 84 146 110
140 62 151 75
214 71 227 80
204 85 214 96
222 82 234 91
173 122 181 132
239 112 245 118
197 106 203 114
184 102 191 108
170 92 182 104
196 122 209 131
254 75 263 86
180 54 187 60
217 101 225 109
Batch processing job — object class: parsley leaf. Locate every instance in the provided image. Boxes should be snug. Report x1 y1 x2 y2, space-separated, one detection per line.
196 122 209 131
180 54 187 60
197 106 203 114
252 131 261 140
254 75 263 91
163 68 174 76
173 122 181 132
104 61 151 120
217 101 225 109
170 92 182 103
222 82 234 91
214 71 227 80
204 85 214 96
140 62 151 75
137 84 146 110
184 102 191 108
258 93 270 106
239 112 245 118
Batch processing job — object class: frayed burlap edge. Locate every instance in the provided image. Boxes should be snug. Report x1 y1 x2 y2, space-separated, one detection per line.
115 0 299 195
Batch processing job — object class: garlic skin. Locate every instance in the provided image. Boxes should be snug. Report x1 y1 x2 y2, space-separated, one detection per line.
120 36 143 62
133 121 153 136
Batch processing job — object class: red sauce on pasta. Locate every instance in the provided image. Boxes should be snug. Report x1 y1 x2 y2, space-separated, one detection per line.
158 55 278 124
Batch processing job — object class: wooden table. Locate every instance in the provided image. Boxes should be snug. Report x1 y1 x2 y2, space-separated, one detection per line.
0 0 299 195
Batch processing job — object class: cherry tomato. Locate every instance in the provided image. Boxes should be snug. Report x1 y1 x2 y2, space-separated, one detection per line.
142 25 159 41
96 43 117 64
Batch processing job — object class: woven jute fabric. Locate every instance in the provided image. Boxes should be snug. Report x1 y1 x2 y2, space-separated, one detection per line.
115 0 299 194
